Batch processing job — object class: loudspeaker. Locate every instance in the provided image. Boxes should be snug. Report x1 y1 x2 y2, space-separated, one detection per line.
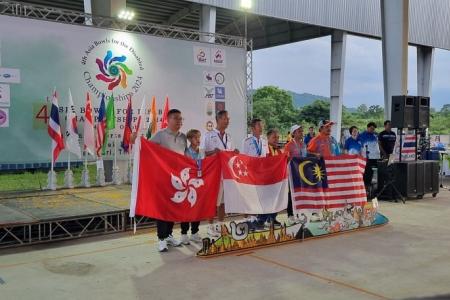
423 160 439 194
391 96 416 129
415 96 430 129
392 161 418 198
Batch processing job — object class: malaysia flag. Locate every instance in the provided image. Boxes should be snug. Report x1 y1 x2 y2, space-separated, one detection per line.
121 95 132 153
47 90 65 163
219 152 289 214
290 155 367 211
96 94 106 156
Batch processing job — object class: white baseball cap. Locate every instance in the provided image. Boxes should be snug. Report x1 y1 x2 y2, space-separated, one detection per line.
290 124 302 134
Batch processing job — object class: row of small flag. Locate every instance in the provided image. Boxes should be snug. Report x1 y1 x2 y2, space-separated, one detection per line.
48 89 170 163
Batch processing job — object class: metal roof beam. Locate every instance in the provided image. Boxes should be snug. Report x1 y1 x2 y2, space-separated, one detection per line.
163 2 200 26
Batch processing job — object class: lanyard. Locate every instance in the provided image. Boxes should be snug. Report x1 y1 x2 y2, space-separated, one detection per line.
269 145 278 156
292 139 304 157
216 132 228 149
252 137 262 156
188 147 202 177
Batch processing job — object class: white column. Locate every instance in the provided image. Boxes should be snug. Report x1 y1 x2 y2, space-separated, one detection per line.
330 30 347 141
381 0 409 120
83 0 93 25
199 5 216 43
417 46 434 97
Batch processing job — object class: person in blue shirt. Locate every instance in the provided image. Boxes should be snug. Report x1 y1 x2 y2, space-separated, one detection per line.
304 126 315 145
359 122 381 190
344 126 363 155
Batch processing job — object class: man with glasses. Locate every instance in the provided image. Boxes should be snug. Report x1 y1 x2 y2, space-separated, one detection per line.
150 109 187 252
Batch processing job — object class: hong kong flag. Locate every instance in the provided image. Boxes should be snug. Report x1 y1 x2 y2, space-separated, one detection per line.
130 137 221 222
220 152 289 214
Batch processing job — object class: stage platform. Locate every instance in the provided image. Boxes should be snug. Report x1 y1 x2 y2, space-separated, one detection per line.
0 185 153 248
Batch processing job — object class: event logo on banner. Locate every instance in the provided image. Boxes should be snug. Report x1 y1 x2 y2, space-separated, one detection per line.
81 38 144 101
212 48 226 67
0 84 11 107
0 68 21 84
0 107 9 127
194 46 211 65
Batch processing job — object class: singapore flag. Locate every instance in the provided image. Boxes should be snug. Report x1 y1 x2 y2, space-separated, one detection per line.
220 152 289 214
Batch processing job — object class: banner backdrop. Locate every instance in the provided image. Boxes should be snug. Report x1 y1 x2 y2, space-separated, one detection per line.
0 15 246 164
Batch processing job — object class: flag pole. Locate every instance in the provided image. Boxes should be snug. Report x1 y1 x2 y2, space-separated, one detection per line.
112 133 121 185
81 150 90 188
47 145 56 190
47 88 57 191
64 152 74 188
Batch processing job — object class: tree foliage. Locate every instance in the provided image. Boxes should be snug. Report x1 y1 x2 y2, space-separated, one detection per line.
252 86 449 135
252 86 298 132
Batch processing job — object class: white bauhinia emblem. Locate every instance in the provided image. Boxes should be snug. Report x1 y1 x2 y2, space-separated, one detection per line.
170 168 204 207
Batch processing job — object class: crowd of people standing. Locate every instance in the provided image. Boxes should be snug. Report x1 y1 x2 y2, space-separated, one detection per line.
136 108 397 252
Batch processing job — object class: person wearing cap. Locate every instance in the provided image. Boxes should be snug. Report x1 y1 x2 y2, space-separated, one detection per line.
284 124 306 225
307 120 341 157
359 122 381 191
284 125 307 158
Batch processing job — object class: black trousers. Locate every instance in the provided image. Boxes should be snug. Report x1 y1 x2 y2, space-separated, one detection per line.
156 220 174 241
363 159 378 187
287 188 294 217
180 222 200 235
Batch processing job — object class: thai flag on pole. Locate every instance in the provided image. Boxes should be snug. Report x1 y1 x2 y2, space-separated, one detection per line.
47 90 65 163
96 94 106 156
290 155 367 211
121 95 133 153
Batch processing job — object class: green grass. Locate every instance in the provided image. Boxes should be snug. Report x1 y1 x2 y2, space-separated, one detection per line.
0 164 97 193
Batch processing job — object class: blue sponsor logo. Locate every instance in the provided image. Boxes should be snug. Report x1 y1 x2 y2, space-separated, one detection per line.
215 86 225 99
3 74 11 78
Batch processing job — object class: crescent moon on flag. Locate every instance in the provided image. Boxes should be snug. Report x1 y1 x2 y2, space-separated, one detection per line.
298 160 319 186
228 156 240 179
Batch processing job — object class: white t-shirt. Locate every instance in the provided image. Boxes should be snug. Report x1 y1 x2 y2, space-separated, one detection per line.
242 135 268 157
201 129 233 152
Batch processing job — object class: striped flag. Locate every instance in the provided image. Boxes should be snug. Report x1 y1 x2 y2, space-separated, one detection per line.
146 96 157 139
83 92 96 156
400 134 416 161
121 95 132 153
47 90 65 163
290 155 367 211
160 96 169 129
135 95 147 134
96 94 106 156
64 89 81 158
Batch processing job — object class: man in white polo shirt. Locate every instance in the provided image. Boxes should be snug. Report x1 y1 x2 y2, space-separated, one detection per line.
201 110 238 237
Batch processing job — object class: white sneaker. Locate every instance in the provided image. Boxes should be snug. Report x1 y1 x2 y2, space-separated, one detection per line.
165 235 182 247
180 234 190 245
190 233 203 243
287 216 297 226
207 224 220 238
158 240 168 252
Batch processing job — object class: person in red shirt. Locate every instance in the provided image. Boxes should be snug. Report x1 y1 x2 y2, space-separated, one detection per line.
284 124 307 158
307 120 341 157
